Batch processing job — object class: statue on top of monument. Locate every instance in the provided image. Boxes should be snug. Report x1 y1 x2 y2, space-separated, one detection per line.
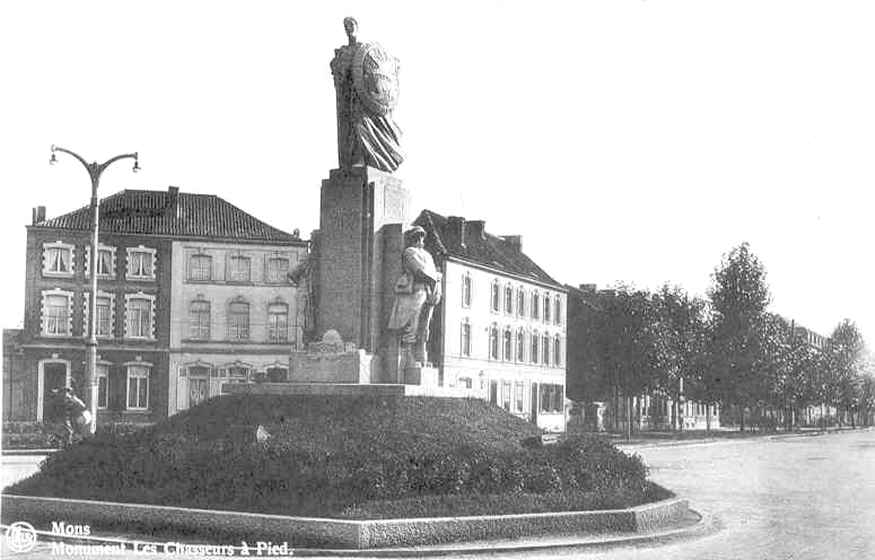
388 226 442 369
331 17 405 173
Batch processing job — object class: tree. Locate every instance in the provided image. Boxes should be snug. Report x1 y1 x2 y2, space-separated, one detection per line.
594 286 665 440
826 320 866 426
705 243 771 431
653 285 709 431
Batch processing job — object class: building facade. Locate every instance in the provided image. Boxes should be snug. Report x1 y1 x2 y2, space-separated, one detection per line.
168 240 306 415
9 187 306 426
415 211 567 432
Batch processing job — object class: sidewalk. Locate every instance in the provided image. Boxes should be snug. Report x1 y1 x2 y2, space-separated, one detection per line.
607 426 871 450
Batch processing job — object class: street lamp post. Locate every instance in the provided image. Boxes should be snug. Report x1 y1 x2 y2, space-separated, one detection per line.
50 145 139 435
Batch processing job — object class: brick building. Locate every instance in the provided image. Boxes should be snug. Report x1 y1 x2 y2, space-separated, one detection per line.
414 211 567 432
8 187 305 426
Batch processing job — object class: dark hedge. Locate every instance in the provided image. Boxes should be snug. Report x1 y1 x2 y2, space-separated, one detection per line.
6 395 661 518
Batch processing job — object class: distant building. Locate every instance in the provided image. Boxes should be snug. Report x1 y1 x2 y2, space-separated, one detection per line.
414 211 567 432
11 187 306 426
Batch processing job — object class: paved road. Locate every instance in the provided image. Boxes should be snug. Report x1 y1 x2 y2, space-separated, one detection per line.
0 454 45 490
3 430 873 559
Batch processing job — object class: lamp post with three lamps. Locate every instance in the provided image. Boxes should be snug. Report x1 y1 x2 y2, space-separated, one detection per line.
50 145 139 436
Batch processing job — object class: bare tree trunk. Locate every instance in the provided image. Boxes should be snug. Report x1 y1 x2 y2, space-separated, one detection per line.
706 404 711 433
626 395 633 441
739 406 745 432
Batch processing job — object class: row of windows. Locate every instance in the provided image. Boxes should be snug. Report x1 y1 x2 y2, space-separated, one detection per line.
488 381 564 414
42 290 155 339
461 273 563 325
459 321 563 367
187 296 293 343
43 242 157 281
187 253 292 284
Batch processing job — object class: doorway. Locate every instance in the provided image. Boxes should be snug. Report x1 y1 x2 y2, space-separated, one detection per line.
41 362 68 423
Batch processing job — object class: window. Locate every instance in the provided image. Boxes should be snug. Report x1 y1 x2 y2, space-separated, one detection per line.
266 367 287 382
458 377 473 389
85 245 116 278
554 335 562 366
189 299 210 340
503 328 512 361
96 364 109 409
42 242 74 276
461 274 472 307
490 281 500 312
489 325 499 359
501 381 511 411
42 290 72 336
544 294 551 323
516 328 525 362
126 365 150 410
229 256 251 282
504 285 513 314
539 384 564 413
460 320 471 357
517 288 525 317
268 302 289 343
531 291 540 320
542 334 550 365
530 331 539 364
227 365 250 383
554 297 562 325
188 254 212 281
228 300 250 340
514 382 525 413
83 292 114 338
266 257 290 284
127 247 156 280
125 295 154 339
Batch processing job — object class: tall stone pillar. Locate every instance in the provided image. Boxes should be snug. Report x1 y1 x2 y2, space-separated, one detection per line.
317 166 410 354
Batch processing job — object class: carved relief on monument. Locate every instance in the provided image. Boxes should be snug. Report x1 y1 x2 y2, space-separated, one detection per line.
331 17 404 173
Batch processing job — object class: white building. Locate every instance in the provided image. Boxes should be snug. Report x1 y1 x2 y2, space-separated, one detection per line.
415 211 567 432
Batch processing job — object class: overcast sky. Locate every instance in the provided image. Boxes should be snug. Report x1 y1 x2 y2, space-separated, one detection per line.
1 1 872 346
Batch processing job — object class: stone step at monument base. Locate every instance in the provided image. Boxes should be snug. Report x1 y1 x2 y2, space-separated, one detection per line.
221 380 472 399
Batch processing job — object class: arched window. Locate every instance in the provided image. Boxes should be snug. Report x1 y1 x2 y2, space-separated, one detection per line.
554 297 562 325
228 298 250 340
517 288 526 317
491 281 500 312
542 333 550 365
516 328 525 362
531 331 539 364
189 298 210 340
460 320 471 357
544 294 551 323
503 327 512 361
531 291 540 320
504 285 513 314
461 273 472 307
554 335 562 366
489 325 499 359
268 301 289 343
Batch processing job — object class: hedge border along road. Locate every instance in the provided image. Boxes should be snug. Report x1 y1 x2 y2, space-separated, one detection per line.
0 493 692 549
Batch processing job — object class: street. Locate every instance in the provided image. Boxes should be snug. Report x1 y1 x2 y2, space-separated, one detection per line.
2 429 874 559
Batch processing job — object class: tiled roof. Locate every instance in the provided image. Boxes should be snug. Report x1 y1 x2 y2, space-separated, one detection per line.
414 210 563 288
33 188 304 244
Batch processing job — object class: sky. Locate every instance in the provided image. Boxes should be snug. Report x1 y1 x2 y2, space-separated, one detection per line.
1 1 873 345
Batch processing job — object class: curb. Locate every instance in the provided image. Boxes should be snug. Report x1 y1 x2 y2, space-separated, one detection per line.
1 449 56 456
0 508 717 557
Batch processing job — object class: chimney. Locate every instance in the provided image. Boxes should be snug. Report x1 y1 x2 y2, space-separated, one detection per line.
468 220 486 240
447 216 466 249
502 235 522 252
168 186 180 219
31 206 46 225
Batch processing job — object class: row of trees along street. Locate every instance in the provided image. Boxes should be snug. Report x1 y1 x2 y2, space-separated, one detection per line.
583 242 875 437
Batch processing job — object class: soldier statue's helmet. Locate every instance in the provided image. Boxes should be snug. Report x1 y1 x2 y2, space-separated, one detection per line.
406 225 426 238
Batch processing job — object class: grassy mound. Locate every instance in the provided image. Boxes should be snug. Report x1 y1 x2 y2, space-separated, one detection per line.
6 395 669 518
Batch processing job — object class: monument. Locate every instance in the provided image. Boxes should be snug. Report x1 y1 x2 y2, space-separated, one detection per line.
284 18 442 389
